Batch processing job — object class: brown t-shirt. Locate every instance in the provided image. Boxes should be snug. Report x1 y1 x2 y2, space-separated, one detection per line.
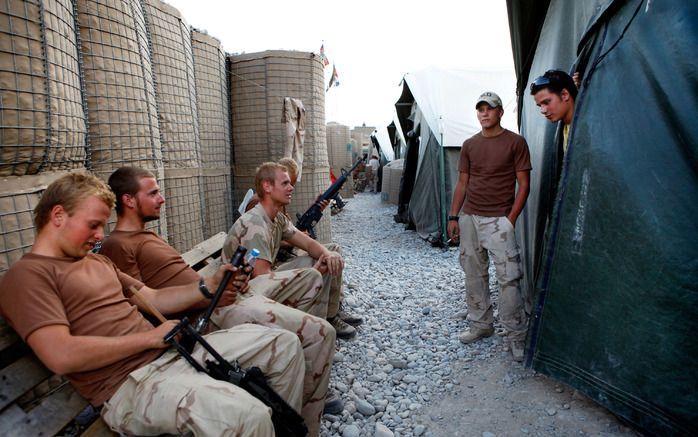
0 253 161 406
459 129 532 216
100 230 200 288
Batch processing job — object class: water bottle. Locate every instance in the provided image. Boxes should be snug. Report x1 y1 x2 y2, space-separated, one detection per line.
244 248 260 273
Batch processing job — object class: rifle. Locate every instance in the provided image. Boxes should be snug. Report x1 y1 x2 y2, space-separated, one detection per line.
295 159 362 238
163 246 308 437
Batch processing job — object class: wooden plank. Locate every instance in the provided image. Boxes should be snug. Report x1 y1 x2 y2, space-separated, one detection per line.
3 383 88 437
0 318 20 352
197 257 222 278
0 404 26 435
181 232 226 267
0 354 52 410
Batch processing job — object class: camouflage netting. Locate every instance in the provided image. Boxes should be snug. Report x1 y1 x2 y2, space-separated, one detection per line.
191 29 232 237
230 50 331 242
326 121 353 199
143 0 203 251
75 0 166 238
0 0 86 177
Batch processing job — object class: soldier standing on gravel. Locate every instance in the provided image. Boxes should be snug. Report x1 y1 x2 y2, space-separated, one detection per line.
447 91 531 362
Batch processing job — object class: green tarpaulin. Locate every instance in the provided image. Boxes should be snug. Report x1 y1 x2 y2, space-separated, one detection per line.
507 0 698 435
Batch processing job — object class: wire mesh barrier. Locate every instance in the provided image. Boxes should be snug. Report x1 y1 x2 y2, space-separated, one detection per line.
326 122 354 199
0 0 86 176
229 50 331 242
202 168 232 236
143 0 199 169
192 29 232 237
75 0 162 173
143 0 203 251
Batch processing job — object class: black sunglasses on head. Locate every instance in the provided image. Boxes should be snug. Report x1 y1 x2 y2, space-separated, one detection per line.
530 75 551 93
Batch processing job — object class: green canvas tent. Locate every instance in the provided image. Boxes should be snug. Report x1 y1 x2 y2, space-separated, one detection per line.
507 0 698 434
393 68 517 244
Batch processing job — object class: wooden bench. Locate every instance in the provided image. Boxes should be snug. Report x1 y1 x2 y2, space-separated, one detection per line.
0 232 227 436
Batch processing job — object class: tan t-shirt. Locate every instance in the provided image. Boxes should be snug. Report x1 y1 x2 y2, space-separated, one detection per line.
100 230 200 288
459 129 532 216
0 253 161 406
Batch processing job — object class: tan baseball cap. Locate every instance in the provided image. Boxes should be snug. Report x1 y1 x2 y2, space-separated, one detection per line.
475 91 502 109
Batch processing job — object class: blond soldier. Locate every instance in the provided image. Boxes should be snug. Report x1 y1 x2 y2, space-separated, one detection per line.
101 166 337 434
224 162 360 339
276 158 363 335
447 91 532 362
0 172 305 436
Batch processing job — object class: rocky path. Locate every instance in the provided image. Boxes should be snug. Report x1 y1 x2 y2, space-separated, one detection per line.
320 192 639 437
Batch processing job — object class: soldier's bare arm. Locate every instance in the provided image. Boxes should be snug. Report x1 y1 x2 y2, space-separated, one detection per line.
26 322 177 375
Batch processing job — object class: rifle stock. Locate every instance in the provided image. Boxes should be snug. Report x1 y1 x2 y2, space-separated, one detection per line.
295 159 362 238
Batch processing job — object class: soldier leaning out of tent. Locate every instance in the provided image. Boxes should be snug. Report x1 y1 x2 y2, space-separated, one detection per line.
99 166 336 434
530 70 578 156
0 172 309 436
447 91 532 362
224 161 363 341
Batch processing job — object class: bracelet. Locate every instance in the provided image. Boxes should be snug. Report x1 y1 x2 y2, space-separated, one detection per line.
448 215 459 221
198 278 214 299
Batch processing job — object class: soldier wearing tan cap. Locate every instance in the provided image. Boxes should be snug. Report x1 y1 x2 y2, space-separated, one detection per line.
447 91 532 362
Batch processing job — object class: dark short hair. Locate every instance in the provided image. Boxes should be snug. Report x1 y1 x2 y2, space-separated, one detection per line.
530 70 578 100
108 166 155 215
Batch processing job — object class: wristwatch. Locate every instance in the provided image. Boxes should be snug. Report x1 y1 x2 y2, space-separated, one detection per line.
198 278 214 299
448 215 459 221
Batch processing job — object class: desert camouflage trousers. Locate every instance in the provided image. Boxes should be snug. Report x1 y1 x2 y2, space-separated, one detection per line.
210 294 335 436
249 267 328 318
459 214 528 341
101 324 303 437
275 242 343 319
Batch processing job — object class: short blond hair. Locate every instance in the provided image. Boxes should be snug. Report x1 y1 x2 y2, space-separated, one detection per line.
277 157 298 183
255 162 287 198
34 172 115 231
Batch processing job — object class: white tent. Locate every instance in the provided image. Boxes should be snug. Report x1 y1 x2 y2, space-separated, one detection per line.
394 67 518 244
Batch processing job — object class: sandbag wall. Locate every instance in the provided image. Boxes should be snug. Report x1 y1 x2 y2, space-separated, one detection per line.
326 121 353 199
1 0 87 274
230 50 332 242
142 0 203 252
75 0 166 236
191 29 232 237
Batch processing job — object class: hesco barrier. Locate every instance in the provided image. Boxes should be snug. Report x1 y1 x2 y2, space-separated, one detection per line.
76 0 162 173
76 0 166 237
326 122 353 199
143 0 203 252
191 29 232 237
229 50 331 242
0 0 86 177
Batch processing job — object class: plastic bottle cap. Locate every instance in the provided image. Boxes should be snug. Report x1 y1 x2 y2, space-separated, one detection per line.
250 248 260 257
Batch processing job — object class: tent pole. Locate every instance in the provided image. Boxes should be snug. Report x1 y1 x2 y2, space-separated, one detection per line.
438 116 447 245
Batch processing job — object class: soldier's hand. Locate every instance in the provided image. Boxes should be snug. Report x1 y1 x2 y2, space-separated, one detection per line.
447 220 460 242
323 251 344 276
151 320 179 349
313 255 329 274
317 199 330 211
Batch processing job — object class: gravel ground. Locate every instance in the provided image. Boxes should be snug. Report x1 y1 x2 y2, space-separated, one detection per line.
321 192 640 437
